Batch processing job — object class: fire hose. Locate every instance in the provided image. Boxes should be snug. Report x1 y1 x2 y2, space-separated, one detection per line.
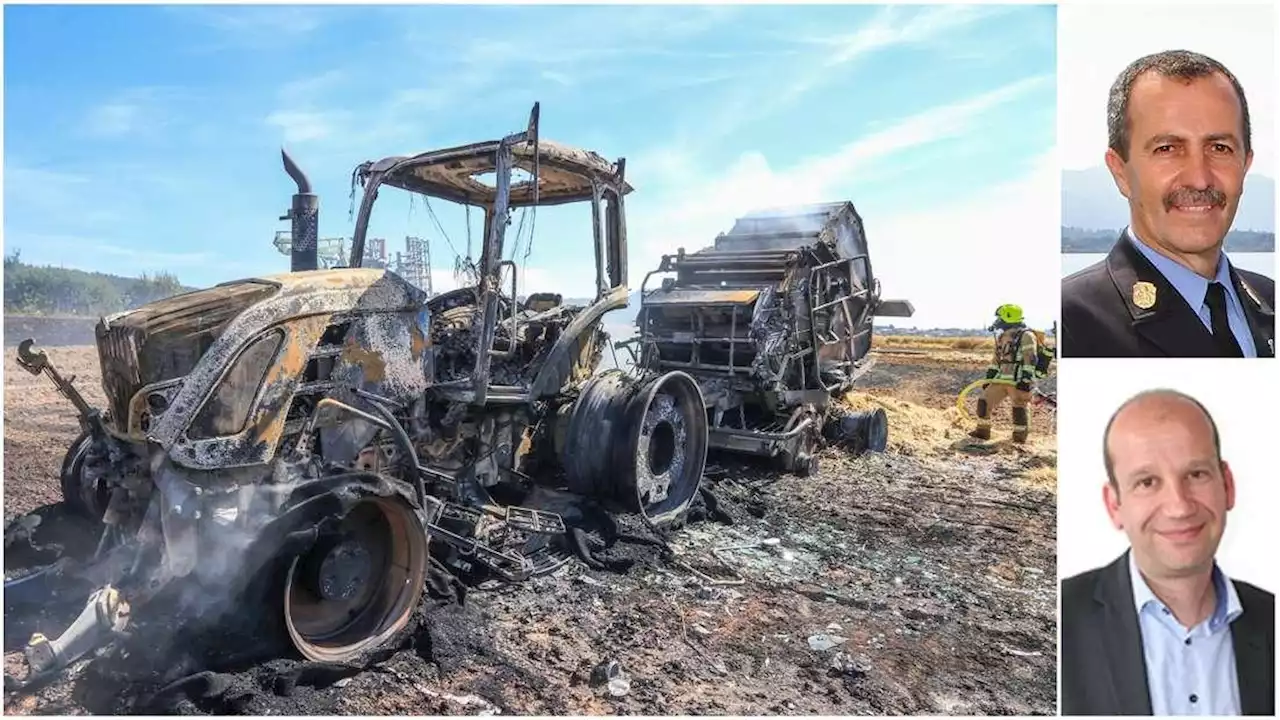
955 377 1056 422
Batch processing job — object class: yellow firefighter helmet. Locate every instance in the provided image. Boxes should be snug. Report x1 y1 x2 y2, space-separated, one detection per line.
995 303 1024 325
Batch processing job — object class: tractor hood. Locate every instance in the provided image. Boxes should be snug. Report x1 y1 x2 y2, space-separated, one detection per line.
95 279 282 433
94 268 412 437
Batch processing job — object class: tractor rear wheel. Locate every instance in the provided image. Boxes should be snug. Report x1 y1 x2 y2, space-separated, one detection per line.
282 495 428 662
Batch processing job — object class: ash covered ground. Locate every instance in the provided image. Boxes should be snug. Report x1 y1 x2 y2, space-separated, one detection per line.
3 337 1057 715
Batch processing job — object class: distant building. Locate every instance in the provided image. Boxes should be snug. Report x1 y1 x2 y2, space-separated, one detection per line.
272 232 433 295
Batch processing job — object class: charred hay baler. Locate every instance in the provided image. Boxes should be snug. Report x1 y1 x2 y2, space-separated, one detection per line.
626 202 914 475
3 104 711 683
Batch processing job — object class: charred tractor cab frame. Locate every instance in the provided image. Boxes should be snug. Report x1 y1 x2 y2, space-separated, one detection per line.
4 104 709 684
346 104 630 405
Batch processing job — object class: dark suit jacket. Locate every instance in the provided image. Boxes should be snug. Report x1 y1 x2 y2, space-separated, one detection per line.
1061 551 1275 716
1062 234 1275 357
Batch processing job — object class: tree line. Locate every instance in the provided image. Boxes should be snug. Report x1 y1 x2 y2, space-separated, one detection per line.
4 251 193 317
1062 227 1275 253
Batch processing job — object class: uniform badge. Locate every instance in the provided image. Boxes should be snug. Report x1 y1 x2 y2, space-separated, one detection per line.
1132 281 1156 309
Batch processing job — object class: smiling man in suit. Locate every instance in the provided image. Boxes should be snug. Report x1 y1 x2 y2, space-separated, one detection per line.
1061 50 1274 357
1060 389 1274 716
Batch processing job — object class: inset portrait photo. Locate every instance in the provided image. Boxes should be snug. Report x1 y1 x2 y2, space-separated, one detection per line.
1057 361 1276 716
1059 3 1276 357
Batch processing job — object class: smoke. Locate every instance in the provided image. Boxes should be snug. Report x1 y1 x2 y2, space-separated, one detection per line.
128 464 322 636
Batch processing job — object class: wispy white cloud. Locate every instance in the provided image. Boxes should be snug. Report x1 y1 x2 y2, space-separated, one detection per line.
800 4 1003 62
91 243 212 267
388 5 746 115
260 5 759 153
79 87 190 140
11 233 275 280
607 69 1058 327
14 233 206 267
6 166 91 189
795 74 1051 190
867 150 1060 328
254 8 751 167
687 4 1007 148
805 6 994 91
626 74 1052 270
623 147 1058 330
167 5 333 49
85 102 141 137
419 4 741 67
278 69 350 106
264 66 406 153
266 109 347 144
4 165 124 225
540 71 574 87
330 73 1050 306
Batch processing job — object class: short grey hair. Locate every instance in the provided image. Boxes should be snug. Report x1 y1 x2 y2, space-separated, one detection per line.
1107 49 1251 161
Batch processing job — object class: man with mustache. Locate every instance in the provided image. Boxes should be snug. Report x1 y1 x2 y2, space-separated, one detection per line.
1061 50 1274 357
1060 389 1274 716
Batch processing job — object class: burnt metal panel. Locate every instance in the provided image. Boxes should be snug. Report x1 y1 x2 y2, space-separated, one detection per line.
94 280 281 432
642 288 761 306
875 299 916 317
356 139 633 209
148 269 427 455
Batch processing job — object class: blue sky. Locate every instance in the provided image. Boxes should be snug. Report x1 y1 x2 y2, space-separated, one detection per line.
5 4 1058 329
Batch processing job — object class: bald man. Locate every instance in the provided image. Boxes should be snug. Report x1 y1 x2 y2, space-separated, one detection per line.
1060 389 1274 716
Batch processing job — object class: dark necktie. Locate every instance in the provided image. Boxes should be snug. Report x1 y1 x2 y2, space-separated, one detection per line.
1205 282 1244 357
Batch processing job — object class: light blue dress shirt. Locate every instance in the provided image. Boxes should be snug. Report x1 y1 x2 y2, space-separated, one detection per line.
1129 551 1243 715
1126 228 1258 357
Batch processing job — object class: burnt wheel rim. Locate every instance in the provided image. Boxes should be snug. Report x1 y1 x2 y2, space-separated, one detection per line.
284 496 427 662
629 371 708 528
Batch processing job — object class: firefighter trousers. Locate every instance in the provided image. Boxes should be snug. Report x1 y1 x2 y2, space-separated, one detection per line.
973 383 1030 442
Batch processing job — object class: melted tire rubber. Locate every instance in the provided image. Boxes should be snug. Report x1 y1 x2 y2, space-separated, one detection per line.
74 556 468 715
5 484 739 715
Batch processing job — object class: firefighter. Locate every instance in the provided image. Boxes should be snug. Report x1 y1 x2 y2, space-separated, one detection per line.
970 303 1038 443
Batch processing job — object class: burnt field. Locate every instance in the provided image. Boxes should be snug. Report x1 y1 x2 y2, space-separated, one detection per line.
3 336 1057 716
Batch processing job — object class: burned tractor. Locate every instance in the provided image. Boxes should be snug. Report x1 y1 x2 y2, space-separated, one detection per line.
626 202 913 475
4 104 709 683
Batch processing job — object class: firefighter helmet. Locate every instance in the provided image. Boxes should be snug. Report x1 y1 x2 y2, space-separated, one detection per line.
995 304 1024 325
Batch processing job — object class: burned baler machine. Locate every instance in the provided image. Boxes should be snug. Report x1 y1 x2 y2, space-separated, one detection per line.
632 202 913 474
4 103 711 685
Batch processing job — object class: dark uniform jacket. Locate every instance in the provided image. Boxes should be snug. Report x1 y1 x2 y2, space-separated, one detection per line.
1060 551 1275 716
1061 233 1275 357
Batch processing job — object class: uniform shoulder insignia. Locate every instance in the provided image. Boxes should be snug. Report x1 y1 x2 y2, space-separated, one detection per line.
1132 281 1156 309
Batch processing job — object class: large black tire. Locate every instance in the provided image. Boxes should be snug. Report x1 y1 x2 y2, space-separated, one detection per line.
563 370 709 529
825 408 889 455
59 430 108 521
